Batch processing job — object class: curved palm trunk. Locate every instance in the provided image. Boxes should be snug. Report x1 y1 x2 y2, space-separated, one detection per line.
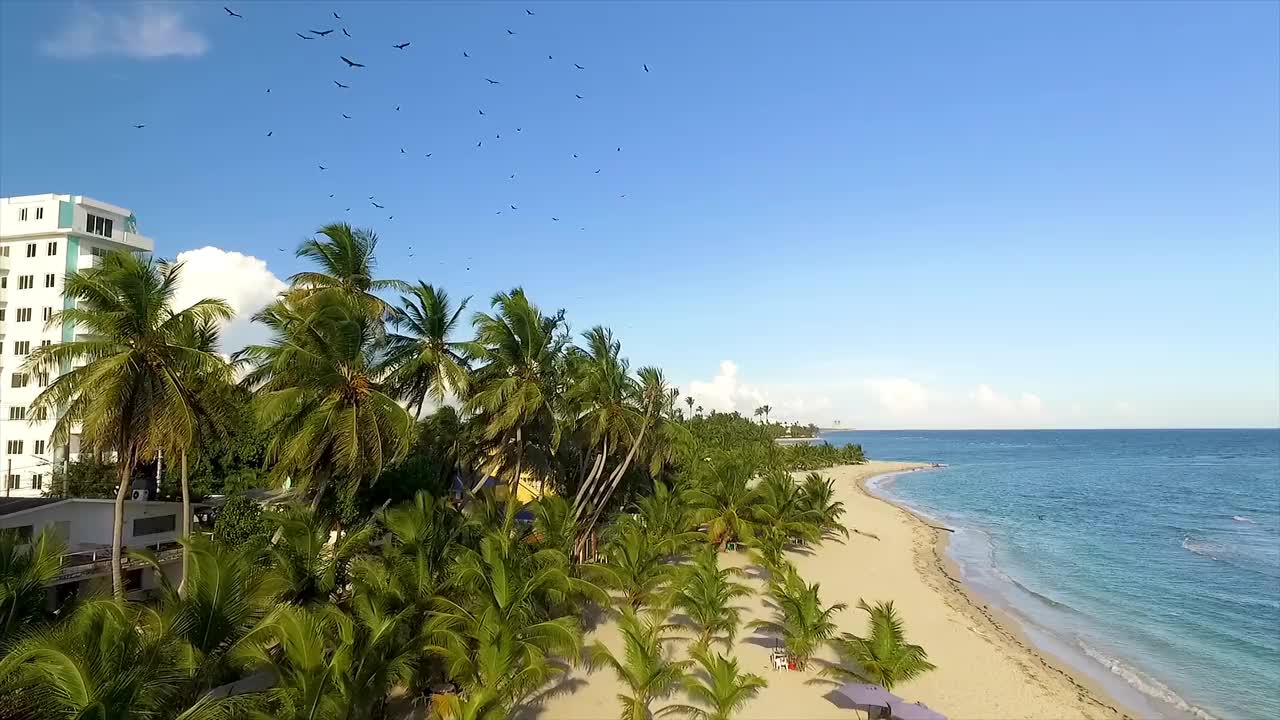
570 438 608 520
178 448 190 598
111 455 137 600
575 410 655 554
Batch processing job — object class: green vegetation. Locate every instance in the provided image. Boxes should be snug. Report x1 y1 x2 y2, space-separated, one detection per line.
0 223 931 718
825 600 938 690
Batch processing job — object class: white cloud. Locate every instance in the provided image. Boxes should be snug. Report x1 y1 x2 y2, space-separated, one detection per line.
687 360 766 415
969 384 1043 419
172 247 285 352
862 377 931 418
42 2 209 60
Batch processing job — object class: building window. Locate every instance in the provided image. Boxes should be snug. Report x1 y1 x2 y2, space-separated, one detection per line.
11 373 28 388
8 407 25 421
44 274 55 288
91 246 110 259
47 241 57 255
33 406 48 420
42 307 53 322
35 207 44 221
17 275 33 290
33 440 45 455
5 440 23 455
25 243 36 258
16 308 31 322
36 374 49 389
31 473 43 490
40 340 50 348
133 515 176 536
0 309 6 322
6 522 31 541
18 209 28 221
86 213 114 238
14 341 30 356
1 277 7 289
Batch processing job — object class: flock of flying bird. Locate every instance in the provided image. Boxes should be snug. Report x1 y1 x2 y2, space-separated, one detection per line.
193 5 654 247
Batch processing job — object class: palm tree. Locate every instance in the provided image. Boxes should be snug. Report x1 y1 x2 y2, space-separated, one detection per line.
270 510 374 605
466 288 568 495
696 405 704 418
426 533 583 705
327 594 419 719
747 567 846 670
238 293 414 510
384 282 472 417
670 648 768 720
688 455 757 550
597 517 678 611
0 597 249 718
0 527 64 644
824 600 936 690
749 472 820 570
800 472 847 541
577 366 672 547
233 603 348 720
566 326 639 519
671 546 751 650
585 608 692 720
760 405 773 424
753 407 764 424
289 222 407 320
23 252 232 599
685 396 695 421
634 479 701 558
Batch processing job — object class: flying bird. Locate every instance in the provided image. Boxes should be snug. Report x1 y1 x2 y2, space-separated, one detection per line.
342 28 351 37
334 11 341 19
516 127 522 131
509 174 515 179
477 141 482 147
644 63 650 72
510 204 518 210
485 78 500 84
342 113 352 119
311 29 334 36
267 131 273 136
389 215 394 220
616 147 621 151
506 29 515 35
496 133 500 139
400 148 405 154
319 165 327 170
296 33 314 40
425 153 432 157
463 51 469 57
132 124 145 129
575 94 583 99
574 63 584 70
266 88 271 93
224 6 242 18
594 169 600 173
329 194 334 197
551 217 560 221
548 55 552 60
345 207 350 211
393 42 410 49
572 153 578 158
278 248 285 252
478 109 485 115
395 105 400 111
340 55 365 67
526 9 534 14
334 80 349 88
372 201 385 208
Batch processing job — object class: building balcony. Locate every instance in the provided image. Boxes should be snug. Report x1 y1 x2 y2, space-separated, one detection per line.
0 255 10 272
53 540 182 585
0 286 7 304
77 253 102 270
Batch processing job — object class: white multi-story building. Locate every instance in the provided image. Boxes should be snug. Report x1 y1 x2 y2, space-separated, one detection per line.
0 194 155 498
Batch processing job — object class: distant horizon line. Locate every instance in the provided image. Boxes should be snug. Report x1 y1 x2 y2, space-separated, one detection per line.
816 426 1280 432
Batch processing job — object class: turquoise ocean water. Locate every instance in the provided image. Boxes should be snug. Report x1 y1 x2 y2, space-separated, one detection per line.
820 429 1279 720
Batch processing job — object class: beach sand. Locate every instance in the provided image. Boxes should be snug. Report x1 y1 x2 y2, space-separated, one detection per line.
515 461 1135 720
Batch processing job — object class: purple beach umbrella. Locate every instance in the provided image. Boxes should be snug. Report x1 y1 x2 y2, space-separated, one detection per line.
832 682 903 708
889 701 947 720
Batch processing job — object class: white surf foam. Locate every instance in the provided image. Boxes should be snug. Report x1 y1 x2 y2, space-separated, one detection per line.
1078 641 1218 720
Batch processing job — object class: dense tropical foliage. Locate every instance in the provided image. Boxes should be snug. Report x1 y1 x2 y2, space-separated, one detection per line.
0 223 928 719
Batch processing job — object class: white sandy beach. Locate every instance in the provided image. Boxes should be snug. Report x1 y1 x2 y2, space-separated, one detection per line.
515 461 1136 720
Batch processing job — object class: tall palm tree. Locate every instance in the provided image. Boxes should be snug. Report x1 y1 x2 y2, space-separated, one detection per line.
466 288 568 495
747 567 846 670
749 472 820 570
753 407 764 424
384 283 472 417
800 472 847 541
290 222 407 320
0 527 64 644
577 366 671 547
685 396 695 421
566 326 638 518
671 546 751 650
824 600 936 690
696 405 704 418
238 293 414 509
586 608 692 720
760 405 773 424
670 648 768 720
24 252 232 599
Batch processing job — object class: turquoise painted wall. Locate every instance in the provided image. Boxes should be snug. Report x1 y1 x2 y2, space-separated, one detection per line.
57 201 73 229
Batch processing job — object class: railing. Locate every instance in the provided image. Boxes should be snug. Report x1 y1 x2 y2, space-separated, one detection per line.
55 540 184 582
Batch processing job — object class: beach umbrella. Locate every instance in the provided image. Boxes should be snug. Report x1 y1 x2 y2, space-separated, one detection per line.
889 701 947 720
832 683 902 709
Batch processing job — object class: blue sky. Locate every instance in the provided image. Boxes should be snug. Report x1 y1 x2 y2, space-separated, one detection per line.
1 1 1277 429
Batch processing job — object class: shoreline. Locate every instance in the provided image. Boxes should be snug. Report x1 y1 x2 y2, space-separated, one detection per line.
856 465 1143 720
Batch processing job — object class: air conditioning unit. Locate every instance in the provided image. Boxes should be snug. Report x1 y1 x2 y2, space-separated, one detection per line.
131 488 151 501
